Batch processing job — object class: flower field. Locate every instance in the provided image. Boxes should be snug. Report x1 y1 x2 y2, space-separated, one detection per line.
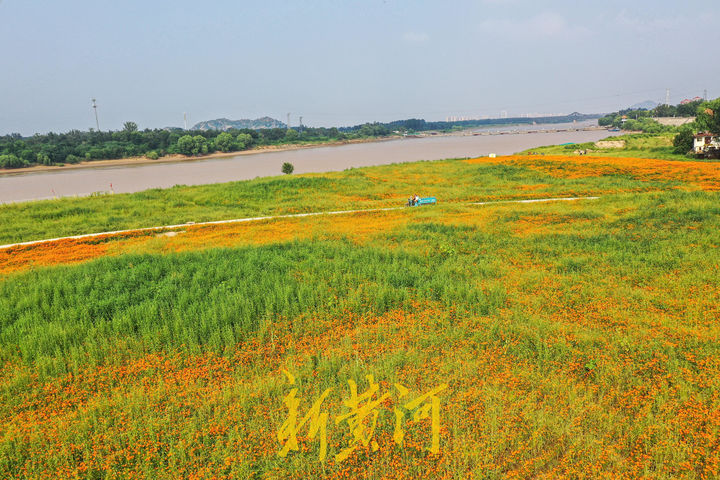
1 155 719 478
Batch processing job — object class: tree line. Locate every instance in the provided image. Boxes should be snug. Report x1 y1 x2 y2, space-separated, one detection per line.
0 122 386 169
598 99 704 131
0 111 608 169
597 98 720 156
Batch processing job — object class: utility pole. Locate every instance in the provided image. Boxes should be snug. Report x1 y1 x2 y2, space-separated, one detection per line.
91 98 100 131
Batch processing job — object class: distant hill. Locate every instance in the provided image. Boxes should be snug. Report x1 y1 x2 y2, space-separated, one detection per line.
192 117 286 131
629 100 659 111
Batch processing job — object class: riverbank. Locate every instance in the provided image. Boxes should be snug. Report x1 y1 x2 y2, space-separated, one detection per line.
0 129 621 203
0 124 610 176
0 135 404 176
519 132 705 162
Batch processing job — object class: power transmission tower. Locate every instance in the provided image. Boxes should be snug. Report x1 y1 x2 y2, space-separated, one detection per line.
299 116 303 131
704 89 708 101
184 112 188 130
91 98 100 131
286 112 291 129
665 89 670 106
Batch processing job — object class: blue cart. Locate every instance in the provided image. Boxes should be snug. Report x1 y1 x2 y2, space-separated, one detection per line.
407 197 437 207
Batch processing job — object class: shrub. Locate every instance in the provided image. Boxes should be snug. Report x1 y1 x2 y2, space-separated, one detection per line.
282 162 294 175
146 151 160 160
65 154 80 164
0 154 27 169
673 127 694 154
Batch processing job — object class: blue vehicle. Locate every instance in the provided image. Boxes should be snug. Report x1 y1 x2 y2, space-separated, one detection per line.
407 196 437 207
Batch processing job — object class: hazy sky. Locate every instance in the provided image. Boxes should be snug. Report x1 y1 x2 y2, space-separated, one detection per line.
1 0 718 135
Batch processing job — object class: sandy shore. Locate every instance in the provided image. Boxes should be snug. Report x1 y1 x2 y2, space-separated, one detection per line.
0 136 403 175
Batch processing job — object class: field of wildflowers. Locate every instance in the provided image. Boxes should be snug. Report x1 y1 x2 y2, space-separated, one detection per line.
1 154 719 478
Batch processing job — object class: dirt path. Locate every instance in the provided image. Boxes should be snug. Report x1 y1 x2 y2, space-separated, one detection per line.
0 196 599 251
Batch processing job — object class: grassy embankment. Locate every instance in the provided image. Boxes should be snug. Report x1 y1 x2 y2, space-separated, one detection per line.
521 133 696 162
1 154 719 479
0 152 704 245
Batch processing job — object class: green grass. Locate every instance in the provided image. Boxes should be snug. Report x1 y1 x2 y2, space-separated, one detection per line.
1 156 719 478
2 190 717 376
521 133 698 161
0 158 677 245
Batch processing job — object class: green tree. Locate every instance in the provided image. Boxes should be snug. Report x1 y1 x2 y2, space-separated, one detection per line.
37 152 52 166
598 115 615 127
696 99 720 134
123 122 138 133
215 132 235 152
177 135 195 155
285 129 299 142
677 100 702 117
192 135 209 155
653 104 677 117
673 126 694 154
0 154 27 169
19 150 35 163
236 133 253 150
281 162 294 175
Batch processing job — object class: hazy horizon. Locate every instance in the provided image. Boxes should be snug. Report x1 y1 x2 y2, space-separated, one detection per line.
1 0 718 136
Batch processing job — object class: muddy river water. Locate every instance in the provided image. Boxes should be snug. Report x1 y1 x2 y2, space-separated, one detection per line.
0 126 619 203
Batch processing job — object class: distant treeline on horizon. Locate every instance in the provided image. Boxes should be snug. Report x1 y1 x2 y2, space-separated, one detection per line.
339 112 602 133
0 112 601 169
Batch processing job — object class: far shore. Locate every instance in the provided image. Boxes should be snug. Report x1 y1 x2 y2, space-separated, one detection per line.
0 136 405 176
0 124 609 176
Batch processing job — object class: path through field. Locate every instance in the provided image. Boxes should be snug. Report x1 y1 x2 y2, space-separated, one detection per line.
0 196 599 251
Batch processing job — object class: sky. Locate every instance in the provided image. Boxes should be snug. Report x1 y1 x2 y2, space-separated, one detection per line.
0 0 718 135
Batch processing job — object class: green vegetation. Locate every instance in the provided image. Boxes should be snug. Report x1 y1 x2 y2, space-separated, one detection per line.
528 95 720 159
0 114 601 169
0 154 28 169
0 125 349 169
696 98 720 134
1 167 719 477
0 158 676 245
673 126 695 153
598 99 704 131
521 132 697 160
1 189 717 377
281 162 294 175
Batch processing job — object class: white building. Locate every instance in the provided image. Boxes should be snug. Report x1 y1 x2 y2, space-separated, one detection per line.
693 133 720 154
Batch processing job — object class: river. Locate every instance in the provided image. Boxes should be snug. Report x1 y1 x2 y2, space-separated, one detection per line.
0 126 618 203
